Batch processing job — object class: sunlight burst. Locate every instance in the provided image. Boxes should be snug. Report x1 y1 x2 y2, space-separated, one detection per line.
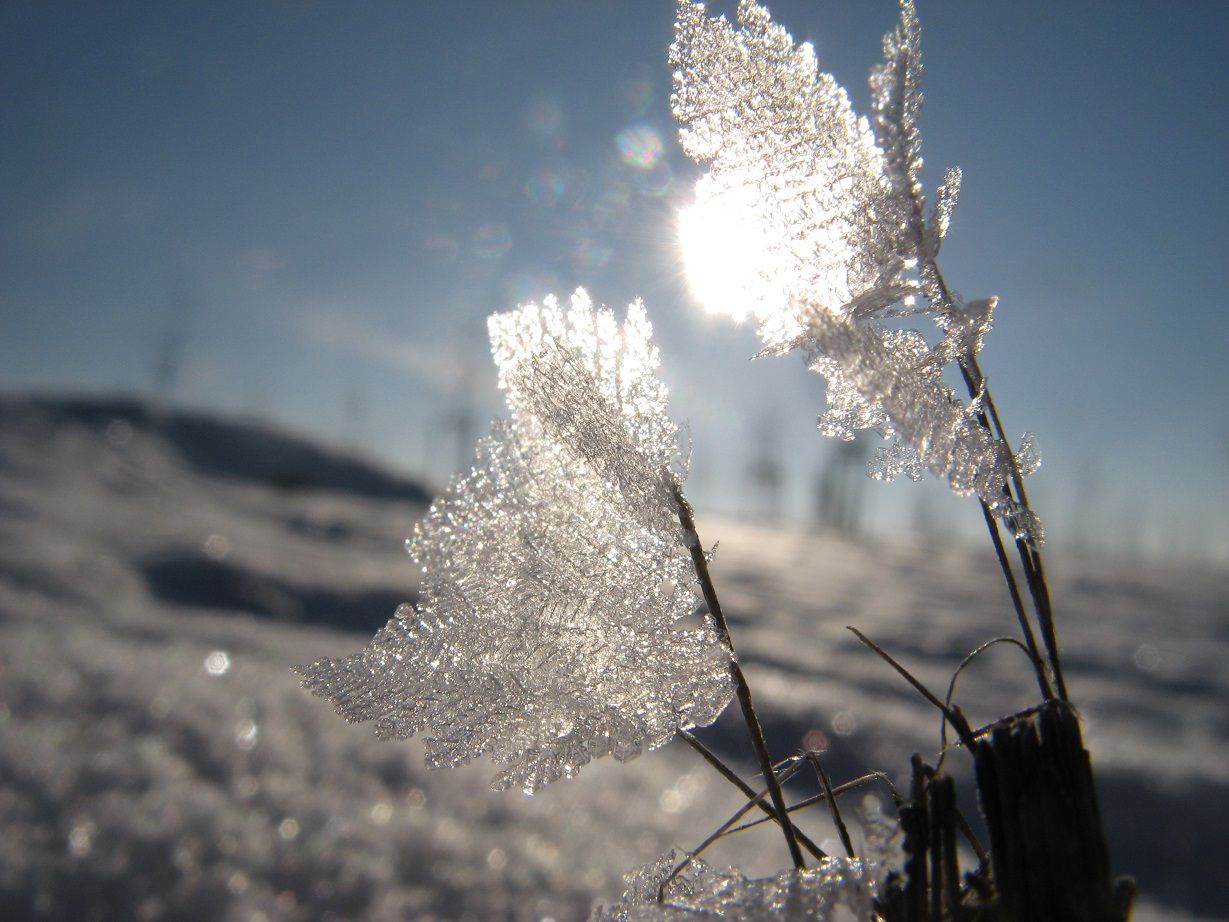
677 183 774 322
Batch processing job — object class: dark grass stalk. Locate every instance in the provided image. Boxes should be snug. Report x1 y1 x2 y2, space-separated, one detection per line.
672 481 806 870
935 636 1035 773
806 752 856 859
726 770 903 837
924 262 1069 698
847 626 975 743
678 730 829 860
976 503 1053 700
965 353 1068 701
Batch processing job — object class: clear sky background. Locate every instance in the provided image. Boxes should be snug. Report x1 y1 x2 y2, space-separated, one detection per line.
2 1 1226 562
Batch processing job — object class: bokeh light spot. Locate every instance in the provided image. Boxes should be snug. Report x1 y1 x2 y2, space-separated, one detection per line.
526 90 565 147
1133 643 1162 672
370 801 393 825
202 534 230 561
423 233 459 254
803 728 829 753
573 238 613 274
204 650 231 676
472 221 513 260
524 170 567 208
615 123 664 170
234 718 258 751
832 711 858 736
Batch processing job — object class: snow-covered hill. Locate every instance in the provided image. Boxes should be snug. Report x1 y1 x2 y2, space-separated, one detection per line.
0 396 1225 921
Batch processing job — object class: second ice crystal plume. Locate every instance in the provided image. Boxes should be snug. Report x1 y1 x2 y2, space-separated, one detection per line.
295 291 733 794
672 0 1043 546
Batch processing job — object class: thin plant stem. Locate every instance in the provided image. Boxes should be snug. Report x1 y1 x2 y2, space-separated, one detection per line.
806 752 856 859
678 730 828 860
659 783 772 901
729 770 901 835
847 626 975 743
966 353 1068 700
924 259 1068 700
979 501 1053 701
672 481 806 871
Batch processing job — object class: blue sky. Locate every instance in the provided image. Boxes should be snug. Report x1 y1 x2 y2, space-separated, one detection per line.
2 1 1226 562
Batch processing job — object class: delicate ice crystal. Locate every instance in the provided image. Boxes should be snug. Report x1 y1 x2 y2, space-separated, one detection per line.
296 292 733 793
869 0 926 252
672 0 1044 547
672 0 912 347
590 851 878 922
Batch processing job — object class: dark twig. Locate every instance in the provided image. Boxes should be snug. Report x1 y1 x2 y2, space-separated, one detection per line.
672 481 805 870
846 626 975 743
806 752 856 860
979 501 1054 701
935 636 1037 773
658 782 772 901
726 770 903 837
677 730 828 860
925 261 1068 700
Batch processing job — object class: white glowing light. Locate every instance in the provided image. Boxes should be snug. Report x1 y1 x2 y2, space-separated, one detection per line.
205 650 231 676
678 183 775 321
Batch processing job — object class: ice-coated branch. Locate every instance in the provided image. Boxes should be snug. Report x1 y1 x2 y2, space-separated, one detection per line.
296 290 734 793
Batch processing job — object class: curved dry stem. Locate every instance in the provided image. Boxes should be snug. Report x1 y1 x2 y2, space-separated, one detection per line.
935 636 1036 774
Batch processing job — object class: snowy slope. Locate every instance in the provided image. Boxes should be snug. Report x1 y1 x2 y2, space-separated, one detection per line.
0 396 1225 921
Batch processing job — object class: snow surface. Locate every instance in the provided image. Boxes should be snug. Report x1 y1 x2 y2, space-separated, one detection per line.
1 395 1225 921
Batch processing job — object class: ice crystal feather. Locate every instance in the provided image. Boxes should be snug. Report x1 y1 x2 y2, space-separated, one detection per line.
590 852 877 922
296 290 733 793
672 0 1043 546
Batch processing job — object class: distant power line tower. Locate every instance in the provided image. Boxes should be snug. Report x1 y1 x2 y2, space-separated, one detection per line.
815 438 867 534
745 412 784 523
342 377 370 457
152 273 193 405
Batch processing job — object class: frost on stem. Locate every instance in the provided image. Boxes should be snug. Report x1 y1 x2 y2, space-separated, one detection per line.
295 290 733 794
672 0 1043 546
590 851 877 922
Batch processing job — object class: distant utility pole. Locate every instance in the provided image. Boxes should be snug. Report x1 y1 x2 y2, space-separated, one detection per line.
152 272 193 405
815 438 866 534
746 412 784 523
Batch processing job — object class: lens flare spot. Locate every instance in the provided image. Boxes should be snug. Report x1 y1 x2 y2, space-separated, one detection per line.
204 650 231 676
621 76 655 115
423 233 459 254
803 728 829 753
526 90 565 146
472 221 513 260
573 238 613 274
524 170 567 208
615 123 664 170
202 533 230 561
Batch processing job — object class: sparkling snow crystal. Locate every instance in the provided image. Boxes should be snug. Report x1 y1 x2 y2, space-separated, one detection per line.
672 0 1043 546
295 290 733 793
590 852 877 922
